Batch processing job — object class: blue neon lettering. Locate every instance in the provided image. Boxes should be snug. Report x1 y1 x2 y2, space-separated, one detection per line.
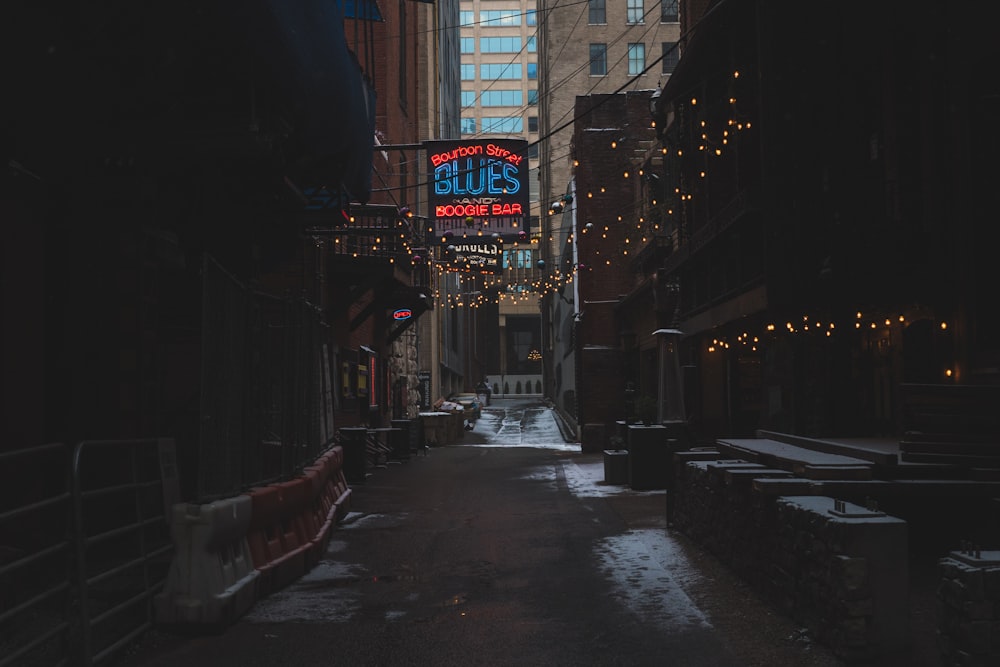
434 159 520 197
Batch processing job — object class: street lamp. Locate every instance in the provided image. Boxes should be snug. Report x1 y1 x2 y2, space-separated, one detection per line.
650 86 663 124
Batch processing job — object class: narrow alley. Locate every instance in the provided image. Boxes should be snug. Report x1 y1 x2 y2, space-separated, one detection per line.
118 399 850 667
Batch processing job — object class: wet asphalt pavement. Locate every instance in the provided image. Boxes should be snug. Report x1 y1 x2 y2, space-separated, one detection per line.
118 398 850 667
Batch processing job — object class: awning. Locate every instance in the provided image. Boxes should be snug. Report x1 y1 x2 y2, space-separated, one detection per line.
341 0 384 21
240 0 376 201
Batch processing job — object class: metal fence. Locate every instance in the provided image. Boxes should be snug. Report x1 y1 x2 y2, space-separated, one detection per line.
0 439 178 667
71 438 178 666
0 443 74 667
199 254 330 500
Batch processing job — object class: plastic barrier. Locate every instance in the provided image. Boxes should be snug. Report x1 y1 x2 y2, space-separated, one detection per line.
299 463 328 569
300 445 352 566
245 480 311 597
153 495 259 627
328 446 352 521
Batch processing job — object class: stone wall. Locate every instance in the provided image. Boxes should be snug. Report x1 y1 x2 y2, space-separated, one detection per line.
938 550 1000 666
673 457 909 661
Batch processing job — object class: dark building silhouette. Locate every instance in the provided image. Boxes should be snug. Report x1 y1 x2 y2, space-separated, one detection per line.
2 0 433 500
560 0 998 447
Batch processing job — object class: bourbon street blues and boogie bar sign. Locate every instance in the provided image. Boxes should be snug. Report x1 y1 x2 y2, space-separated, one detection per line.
425 138 530 241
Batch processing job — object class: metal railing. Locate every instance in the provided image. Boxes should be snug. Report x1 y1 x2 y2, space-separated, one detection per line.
1 439 178 666
0 443 74 667
71 438 179 666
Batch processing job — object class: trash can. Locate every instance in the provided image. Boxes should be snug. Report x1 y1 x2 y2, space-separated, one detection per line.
389 421 412 460
603 449 629 484
339 427 368 485
627 424 668 490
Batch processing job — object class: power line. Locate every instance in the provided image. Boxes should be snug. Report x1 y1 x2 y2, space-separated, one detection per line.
369 0 730 199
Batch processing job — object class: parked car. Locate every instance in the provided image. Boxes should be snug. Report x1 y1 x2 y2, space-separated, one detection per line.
448 392 481 421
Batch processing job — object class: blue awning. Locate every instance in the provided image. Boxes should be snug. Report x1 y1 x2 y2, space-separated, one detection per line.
241 0 376 201
341 0 384 21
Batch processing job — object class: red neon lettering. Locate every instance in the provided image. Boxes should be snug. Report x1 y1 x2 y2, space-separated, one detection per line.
436 204 491 218
430 144 484 167
491 203 523 216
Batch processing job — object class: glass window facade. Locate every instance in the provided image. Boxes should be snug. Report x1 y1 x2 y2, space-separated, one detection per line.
460 10 475 26
626 0 644 24
588 0 605 24
661 42 679 73
482 117 524 133
480 36 522 53
461 37 475 54
627 43 645 75
461 118 477 134
461 64 476 80
661 0 679 22
461 90 477 107
504 249 533 268
481 10 521 26
589 44 607 76
527 63 537 80
481 90 523 106
481 63 522 80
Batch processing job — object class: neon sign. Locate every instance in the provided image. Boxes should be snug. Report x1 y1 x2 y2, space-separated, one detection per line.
425 139 530 243
393 309 413 320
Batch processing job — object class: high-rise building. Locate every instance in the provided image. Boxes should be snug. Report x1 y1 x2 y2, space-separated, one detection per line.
456 0 545 397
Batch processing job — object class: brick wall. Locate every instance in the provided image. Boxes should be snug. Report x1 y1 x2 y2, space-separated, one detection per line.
573 92 658 434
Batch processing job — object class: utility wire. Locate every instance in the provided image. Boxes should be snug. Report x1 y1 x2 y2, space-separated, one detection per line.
370 0 729 198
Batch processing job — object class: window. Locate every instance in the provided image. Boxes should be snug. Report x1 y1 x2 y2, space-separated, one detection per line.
661 0 679 22
461 118 476 134
589 44 607 76
504 249 532 268
588 0 605 24
627 43 645 75
461 37 475 54
481 10 520 26
527 63 537 80
461 90 477 107
661 42 679 73
481 63 522 80
460 10 475 26
527 36 536 53
527 89 538 105
528 116 538 132
461 64 476 80
481 90 523 106
626 0 644 24
481 117 524 133
526 9 537 26
480 36 521 53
